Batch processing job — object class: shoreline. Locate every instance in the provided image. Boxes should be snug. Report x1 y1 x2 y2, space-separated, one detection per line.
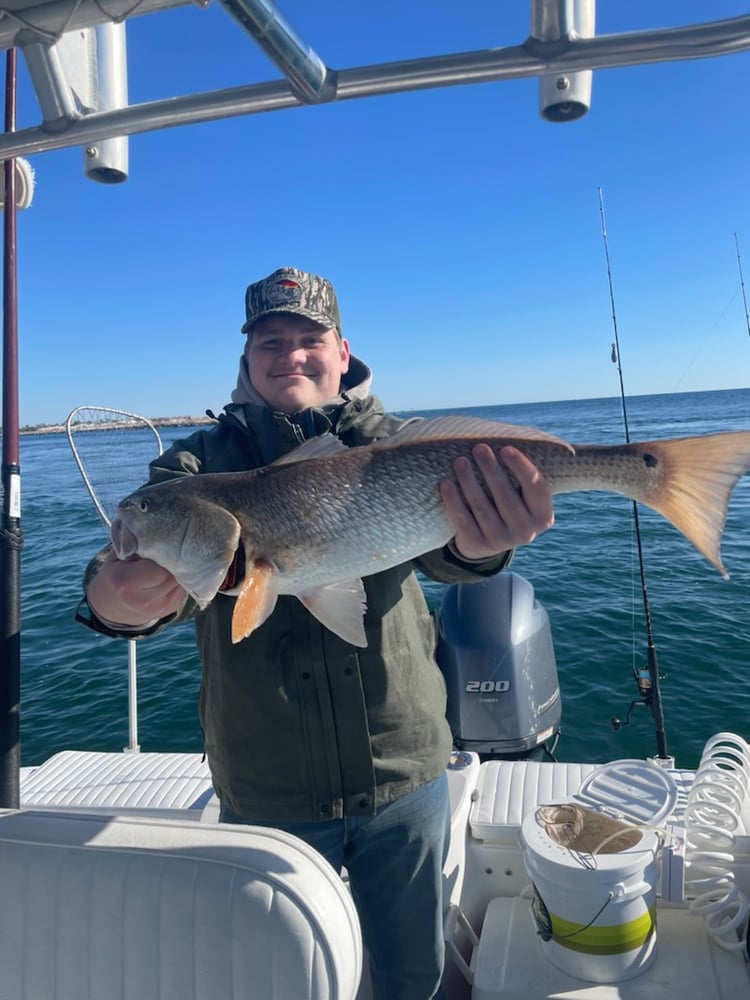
16 415 215 436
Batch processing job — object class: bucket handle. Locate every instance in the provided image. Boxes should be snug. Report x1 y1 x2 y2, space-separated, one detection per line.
610 879 653 902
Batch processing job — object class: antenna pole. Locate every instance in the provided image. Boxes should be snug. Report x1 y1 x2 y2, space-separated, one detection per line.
597 187 669 762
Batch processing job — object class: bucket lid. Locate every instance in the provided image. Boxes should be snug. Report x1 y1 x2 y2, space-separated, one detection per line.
576 760 677 826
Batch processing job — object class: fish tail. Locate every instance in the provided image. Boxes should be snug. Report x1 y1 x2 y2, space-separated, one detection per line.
639 431 750 576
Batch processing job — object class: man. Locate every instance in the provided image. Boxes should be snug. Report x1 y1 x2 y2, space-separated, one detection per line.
79 267 554 999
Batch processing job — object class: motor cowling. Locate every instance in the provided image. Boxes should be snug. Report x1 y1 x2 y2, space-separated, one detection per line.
436 572 561 759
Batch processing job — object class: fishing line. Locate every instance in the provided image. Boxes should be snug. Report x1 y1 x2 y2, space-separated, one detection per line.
735 233 750 341
673 233 746 390
596 187 669 763
672 288 739 391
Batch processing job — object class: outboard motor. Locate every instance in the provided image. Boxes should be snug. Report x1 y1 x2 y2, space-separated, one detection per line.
436 572 561 759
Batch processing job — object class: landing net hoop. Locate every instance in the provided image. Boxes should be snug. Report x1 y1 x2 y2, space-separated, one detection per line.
65 405 163 528
65 405 164 752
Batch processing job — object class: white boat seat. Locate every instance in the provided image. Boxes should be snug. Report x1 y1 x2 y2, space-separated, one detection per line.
20 750 216 818
0 809 363 1000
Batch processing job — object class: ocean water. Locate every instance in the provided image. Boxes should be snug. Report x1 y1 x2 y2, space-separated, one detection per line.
15 388 750 771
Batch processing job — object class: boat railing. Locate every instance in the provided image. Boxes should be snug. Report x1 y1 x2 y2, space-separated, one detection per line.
0 2 749 163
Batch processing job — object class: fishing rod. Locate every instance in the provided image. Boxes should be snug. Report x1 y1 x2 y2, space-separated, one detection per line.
596 187 670 764
735 233 750 340
0 48 21 808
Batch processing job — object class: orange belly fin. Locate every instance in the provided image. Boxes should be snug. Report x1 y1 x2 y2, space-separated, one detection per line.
231 559 279 644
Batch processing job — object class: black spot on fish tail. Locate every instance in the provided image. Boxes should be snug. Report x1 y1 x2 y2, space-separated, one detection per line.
643 453 658 468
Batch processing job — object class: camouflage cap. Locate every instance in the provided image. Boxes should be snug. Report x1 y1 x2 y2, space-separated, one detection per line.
241 266 342 335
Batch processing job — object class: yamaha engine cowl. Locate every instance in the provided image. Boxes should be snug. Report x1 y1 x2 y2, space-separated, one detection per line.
436 572 561 759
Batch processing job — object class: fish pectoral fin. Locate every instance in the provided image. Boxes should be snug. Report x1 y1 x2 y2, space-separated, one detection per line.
299 580 368 648
231 559 280 644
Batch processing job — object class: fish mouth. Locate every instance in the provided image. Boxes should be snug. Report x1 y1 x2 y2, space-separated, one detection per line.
111 516 139 560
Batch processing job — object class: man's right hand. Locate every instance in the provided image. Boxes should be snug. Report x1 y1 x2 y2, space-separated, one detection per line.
86 548 187 627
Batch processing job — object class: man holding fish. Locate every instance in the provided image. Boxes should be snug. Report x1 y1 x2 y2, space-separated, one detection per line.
77 266 557 999
81 267 750 996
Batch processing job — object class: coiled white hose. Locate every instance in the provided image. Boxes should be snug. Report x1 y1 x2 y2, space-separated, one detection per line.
683 732 750 952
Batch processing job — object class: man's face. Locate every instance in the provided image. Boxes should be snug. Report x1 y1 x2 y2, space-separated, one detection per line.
246 314 351 413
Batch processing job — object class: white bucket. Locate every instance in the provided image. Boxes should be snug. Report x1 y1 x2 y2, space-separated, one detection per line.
521 802 660 984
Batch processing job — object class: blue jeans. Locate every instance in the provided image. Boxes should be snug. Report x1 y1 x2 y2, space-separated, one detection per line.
220 773 450 1000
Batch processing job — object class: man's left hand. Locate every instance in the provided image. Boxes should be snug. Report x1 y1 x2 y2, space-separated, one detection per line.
439 444 554 561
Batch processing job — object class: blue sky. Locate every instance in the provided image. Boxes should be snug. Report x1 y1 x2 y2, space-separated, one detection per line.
9 1 750 425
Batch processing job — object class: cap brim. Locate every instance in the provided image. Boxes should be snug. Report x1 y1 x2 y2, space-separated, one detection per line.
241 305 338 334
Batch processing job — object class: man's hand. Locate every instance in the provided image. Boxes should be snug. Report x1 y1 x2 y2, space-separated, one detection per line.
439 444 554 561
87 548 186 627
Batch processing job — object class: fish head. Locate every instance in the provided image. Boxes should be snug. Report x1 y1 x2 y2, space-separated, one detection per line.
111 480 243 607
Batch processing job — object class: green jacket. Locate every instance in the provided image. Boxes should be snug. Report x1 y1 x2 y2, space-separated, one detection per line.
79 385 510 821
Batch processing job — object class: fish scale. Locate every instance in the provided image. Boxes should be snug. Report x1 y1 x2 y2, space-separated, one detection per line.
233 447 454 587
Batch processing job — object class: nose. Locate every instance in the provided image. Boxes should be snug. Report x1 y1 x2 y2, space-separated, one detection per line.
279 344 307 363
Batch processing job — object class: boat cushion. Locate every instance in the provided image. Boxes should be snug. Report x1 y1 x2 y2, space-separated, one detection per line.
0 809 362 1000
469 760 598 843
20 750 215 817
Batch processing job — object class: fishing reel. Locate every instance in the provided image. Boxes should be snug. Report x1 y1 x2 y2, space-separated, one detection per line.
610 664 653 732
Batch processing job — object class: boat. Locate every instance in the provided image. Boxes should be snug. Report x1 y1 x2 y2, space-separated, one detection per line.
3 3 750 998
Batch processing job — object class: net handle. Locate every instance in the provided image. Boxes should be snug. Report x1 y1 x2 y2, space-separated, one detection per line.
65 405 165 754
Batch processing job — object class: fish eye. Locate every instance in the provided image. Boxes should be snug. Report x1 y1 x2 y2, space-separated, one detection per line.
138 498 149 512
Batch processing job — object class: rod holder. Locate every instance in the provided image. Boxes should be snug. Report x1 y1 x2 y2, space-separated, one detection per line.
531 0 595 121
83 23 129 183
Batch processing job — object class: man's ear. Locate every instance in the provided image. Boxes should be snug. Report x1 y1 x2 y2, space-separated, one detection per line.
340 337 351 372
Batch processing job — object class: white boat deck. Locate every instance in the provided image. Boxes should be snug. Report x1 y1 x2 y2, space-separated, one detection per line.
15 750 750 999
472 896 749 1000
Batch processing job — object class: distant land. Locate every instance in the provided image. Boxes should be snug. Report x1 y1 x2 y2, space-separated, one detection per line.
16 415 215 436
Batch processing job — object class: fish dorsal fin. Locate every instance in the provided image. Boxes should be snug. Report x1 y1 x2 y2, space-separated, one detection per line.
371 415 571 450
272 434 348 467
299 579 368 648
